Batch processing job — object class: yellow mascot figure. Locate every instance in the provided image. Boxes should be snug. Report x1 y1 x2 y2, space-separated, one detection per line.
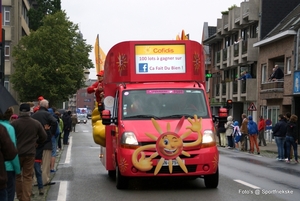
92 102 106 147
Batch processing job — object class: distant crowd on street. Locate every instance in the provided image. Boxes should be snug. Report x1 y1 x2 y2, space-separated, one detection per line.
216 111 298 164
0 96 79 201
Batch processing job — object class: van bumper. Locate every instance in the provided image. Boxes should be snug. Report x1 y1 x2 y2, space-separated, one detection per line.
117 146 219 177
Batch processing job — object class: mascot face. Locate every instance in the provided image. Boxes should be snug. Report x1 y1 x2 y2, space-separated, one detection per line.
156 132 183 160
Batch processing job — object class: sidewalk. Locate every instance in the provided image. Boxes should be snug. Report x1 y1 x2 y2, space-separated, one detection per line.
218 136 300 159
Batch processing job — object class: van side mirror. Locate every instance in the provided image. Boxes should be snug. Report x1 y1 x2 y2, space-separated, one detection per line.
212 115 216 123
102 110 111 125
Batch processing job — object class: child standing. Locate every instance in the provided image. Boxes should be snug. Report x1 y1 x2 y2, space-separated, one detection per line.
233 121 241 149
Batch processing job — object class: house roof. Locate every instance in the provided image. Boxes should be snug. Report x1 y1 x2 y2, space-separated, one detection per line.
254 3 300 47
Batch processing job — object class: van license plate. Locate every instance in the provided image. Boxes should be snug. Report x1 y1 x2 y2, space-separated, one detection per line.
162 160 184 166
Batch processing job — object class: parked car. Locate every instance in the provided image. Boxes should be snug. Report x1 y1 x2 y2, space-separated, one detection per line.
87 113 92 119
77 115 87 124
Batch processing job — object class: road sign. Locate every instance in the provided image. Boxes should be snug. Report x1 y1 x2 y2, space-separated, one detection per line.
265 119 272 126
248 102 257 111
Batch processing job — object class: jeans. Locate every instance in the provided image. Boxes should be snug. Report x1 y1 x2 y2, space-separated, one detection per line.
275 136 285 160
6 171 15 201
227 136 233 147
258 129 266 146
34 162 43 189
51 136 57 157
63 129 70 144
57 132 62 149
285 136 298 161
240 134 247 151
0 189 7 201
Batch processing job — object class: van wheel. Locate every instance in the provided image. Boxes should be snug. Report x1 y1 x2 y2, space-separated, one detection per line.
116 165 128 189
108 170 116 178
204 167 219 188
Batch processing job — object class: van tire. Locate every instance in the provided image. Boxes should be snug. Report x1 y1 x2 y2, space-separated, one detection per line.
116 165 128 189
108 170 116 178
204 167 219 188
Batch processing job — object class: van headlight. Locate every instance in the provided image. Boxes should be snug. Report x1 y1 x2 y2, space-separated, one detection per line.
202 130 215 143
121 132 138 145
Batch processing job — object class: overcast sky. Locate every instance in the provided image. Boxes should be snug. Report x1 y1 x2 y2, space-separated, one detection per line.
61 0 243 78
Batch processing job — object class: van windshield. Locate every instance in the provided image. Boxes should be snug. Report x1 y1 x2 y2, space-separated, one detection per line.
122 89 209 120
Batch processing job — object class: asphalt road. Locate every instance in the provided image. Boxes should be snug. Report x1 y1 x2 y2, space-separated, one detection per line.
43 121 299 201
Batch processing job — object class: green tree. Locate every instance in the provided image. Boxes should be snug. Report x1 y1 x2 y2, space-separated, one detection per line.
11 11 93 106
28 0 61 31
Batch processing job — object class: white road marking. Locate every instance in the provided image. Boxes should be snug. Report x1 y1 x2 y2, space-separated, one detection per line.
57 181 68 201
82 130 89 133
64 136 72 164
234 179 261 189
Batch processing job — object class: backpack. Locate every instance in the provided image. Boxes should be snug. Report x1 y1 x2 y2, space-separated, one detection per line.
232 126 241 137
247 122 258 134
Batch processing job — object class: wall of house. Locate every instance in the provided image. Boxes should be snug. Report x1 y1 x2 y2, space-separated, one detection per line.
257 36 294 117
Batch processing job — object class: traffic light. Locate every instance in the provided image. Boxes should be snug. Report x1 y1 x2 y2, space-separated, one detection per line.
226 99 233 109
205 70 212 81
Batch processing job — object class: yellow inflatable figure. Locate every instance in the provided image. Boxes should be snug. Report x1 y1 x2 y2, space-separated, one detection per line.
91 104 106 147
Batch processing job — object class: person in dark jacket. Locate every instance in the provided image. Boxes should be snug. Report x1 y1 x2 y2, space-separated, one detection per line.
272 114 287 161
270 65 284 81
247 116 260 155
284 112 292 160
0 124 18 201
11 103 47 201
217 118 226 147
31 99 57 186
285 114 298 164
62 111 72 145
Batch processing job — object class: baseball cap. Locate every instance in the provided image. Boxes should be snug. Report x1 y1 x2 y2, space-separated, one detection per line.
96 70 104 76
38 96 44 101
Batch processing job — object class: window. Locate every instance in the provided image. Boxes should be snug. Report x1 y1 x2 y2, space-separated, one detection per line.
241 28 248 40
261 64 267 83
2 6 11 26
286 57 291 74
5 45 10 59
249 23 258 38
122 89 208 119
22 2 30 25
4 81 9 89
81 92 87 97
267 106 280 127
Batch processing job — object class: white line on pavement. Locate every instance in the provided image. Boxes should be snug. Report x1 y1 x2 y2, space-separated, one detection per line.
57 181 68 201
64 136 72 164
234 179 261 189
